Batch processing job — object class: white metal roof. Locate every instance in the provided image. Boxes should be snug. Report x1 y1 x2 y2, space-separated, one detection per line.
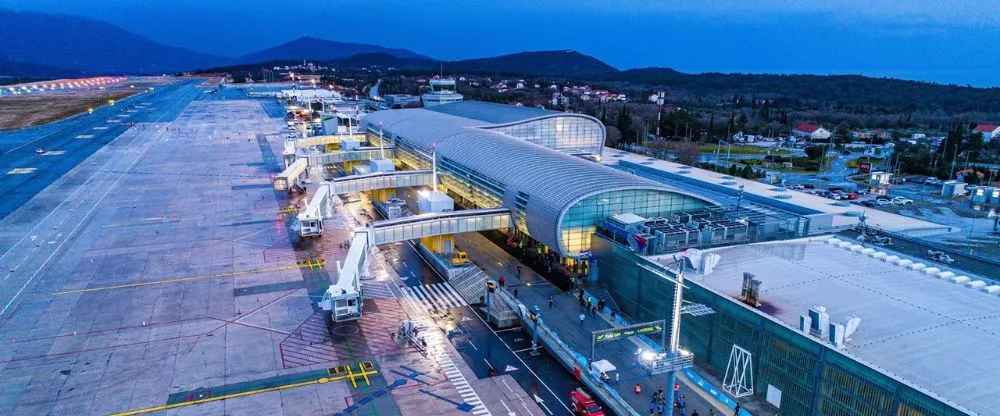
673 238 998 415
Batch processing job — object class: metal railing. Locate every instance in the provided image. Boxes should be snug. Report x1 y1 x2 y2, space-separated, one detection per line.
495 290 641 416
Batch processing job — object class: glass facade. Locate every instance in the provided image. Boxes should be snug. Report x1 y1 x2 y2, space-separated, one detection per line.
591 235 970 416
486 116 604 156
559 189 706 255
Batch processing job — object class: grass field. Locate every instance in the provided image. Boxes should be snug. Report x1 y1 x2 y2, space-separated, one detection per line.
0 89 137 131
698 143 792 155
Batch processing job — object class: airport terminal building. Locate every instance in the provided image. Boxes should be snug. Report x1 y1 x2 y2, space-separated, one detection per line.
361 101 714 259
362 101 989 416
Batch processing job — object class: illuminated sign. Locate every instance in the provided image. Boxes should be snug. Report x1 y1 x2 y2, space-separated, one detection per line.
593 321 664 343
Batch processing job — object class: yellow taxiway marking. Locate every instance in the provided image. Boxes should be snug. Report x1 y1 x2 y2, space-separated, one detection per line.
109 378 325 416
110 364 378 416
51 264 301 295
296 259 326 270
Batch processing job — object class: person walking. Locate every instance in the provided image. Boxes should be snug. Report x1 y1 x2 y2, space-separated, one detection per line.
656 402 664 416
548 296 554 309
498 275 506 288
648 401 656 415
579 313 585 325
692 411 700 416
733 403 741 416
513 288 518 298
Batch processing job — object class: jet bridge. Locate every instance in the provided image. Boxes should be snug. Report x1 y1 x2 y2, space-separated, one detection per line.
365 208 512 245
318 230 368 322
316 208 510 323
297 183 333 237
306 147 396 166
331 170 434 195
274 158 308 192
290 134 366 149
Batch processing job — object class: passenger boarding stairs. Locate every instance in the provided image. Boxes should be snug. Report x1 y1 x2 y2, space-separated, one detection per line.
448 267 490 304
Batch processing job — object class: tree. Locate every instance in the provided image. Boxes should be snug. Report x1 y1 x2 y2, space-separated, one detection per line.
727 163 738 176
616 105 633 145
804 145 825 160
605 126 623 149
676 141 700 166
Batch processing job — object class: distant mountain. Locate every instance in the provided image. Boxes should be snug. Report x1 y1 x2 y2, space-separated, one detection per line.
0 55 81 79
238 36 430 64
446 50 617 77
248 50 619 78
0 9 230 74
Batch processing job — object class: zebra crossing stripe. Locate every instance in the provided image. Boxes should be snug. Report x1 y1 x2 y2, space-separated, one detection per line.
424 285 453 308
417 285 446 310
403 289 428 315
434 283 464 307
440 282 463 300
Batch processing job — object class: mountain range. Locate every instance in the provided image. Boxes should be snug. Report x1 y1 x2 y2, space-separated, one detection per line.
2 7 999 114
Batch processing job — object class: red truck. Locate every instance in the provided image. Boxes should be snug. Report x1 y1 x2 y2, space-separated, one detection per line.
569 388 606 416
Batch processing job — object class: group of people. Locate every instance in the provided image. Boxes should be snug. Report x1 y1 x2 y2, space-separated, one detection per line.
637 383 740 416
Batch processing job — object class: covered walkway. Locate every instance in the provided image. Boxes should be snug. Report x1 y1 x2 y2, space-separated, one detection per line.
331 170 434 195
365 208 511 245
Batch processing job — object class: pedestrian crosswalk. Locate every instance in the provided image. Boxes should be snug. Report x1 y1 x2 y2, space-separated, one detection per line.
401 282 468 313
407 316 491 416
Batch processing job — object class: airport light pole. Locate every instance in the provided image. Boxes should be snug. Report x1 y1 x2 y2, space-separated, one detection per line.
485 280 496 324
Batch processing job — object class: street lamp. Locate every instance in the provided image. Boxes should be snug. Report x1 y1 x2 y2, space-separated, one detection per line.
485 280 496 323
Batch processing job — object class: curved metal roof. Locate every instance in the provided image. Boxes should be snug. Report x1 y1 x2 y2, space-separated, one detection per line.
361 106 716 254
435 131 712 251
426 101 560 124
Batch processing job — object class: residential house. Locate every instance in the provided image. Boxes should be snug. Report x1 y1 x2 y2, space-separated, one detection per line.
793 123 832 141
973 124 1000 142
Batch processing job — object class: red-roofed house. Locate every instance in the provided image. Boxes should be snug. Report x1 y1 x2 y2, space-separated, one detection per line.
973 124 1000 142
793 123 832 141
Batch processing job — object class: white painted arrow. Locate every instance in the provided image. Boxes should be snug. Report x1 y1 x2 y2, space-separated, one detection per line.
533 394 552 415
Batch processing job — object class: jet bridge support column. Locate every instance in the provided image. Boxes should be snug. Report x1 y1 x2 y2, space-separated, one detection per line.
369 158 397 203
417 154 455 256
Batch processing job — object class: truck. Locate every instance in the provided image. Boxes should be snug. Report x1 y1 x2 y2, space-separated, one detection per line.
569 388 605 416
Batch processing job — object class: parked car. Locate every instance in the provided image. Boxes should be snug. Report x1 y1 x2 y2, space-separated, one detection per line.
891 196 914 205
875 199 891 207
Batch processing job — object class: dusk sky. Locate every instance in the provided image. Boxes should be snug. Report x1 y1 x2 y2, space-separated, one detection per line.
4 0 999 86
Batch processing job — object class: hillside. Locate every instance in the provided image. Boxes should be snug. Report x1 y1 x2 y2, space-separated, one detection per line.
0 55 80 79
446 50 617 77
616 69 1000 112
0 9 230 74
232 50 618 78
238 36 430 64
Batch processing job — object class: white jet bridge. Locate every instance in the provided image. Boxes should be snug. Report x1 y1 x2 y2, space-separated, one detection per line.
365 208 512 245
330 170 434 194
274 158 308 192
318 230 368 322
306 147 396 166
297 183 333 237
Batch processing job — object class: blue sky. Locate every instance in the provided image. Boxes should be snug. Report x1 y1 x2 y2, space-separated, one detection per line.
4 0 1000 86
